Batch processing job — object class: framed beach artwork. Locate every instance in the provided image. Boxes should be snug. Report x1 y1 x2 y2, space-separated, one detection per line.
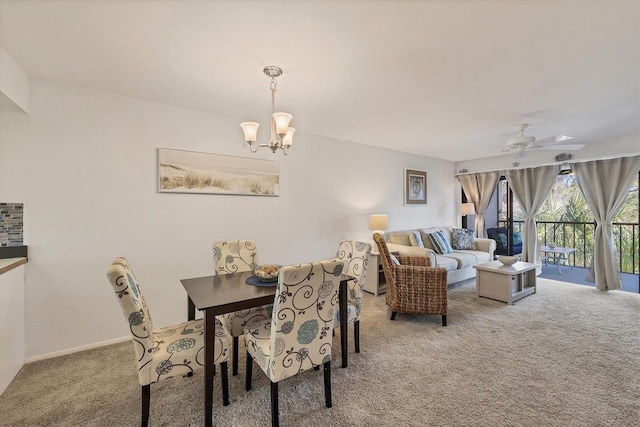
158 148 279 196
404 168 427 205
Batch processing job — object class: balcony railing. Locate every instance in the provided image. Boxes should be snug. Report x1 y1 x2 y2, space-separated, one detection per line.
498 220 639 275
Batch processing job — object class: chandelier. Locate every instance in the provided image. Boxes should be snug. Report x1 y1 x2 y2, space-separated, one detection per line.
240 66 295 155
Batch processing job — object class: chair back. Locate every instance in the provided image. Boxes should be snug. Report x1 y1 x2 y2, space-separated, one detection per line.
106 257 154 385
267 260 344 382
373 233 396 284
336 240 372 318
214 240 259 275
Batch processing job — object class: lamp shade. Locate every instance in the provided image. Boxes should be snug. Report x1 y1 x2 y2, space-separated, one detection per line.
461 203 476 216
369 214 389 231
282 127 295 147
240 122 259 142
272 112 292 136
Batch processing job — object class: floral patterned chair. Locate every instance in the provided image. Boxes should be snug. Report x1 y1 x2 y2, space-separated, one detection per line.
373 233 449 326
106 257 230 427
333 240 372 354
214 240 272 376
244 260 345 427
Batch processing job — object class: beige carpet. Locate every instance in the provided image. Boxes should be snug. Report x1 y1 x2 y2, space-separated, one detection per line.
1 278 639 427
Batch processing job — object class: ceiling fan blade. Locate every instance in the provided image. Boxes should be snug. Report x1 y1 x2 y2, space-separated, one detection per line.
533 135 574 146
538 143 585 151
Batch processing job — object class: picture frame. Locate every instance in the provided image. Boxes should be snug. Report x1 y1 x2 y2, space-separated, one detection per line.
158 148 279 196
404 168 427 205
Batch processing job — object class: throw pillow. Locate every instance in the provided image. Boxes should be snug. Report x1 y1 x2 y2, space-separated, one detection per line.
409 230 425 248
388 232 411 246
497 233 508 249
389 254 401 265
452 228 477 250
513 232 523 246
428 230 453 254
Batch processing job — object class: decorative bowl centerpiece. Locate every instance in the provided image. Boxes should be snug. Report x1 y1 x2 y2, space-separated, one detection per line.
497 255 520 266
254 265 280 282
547 242 556 249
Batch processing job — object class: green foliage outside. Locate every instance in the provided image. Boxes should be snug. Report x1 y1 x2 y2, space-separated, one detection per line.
500 173 639 274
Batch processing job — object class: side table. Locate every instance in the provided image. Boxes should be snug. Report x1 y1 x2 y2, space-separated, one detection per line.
363 252 387 296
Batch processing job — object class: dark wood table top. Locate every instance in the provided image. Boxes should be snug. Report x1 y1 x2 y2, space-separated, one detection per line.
181 271 277 316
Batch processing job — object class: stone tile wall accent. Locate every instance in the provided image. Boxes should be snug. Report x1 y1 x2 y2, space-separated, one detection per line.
0 203 24 246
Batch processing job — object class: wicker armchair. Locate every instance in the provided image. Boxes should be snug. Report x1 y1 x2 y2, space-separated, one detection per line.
373 233 448 326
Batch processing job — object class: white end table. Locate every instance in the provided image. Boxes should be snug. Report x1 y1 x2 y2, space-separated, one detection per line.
363 252 387 296
474 260 537 304
540 246 576 274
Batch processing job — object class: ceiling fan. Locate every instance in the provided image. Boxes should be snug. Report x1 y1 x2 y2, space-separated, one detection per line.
502 124 584 158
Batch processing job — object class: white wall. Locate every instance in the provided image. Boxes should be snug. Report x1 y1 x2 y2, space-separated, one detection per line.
0 79 458 359
0 47 29 113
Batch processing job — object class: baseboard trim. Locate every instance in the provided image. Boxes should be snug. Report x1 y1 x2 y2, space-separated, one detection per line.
25 336 130 363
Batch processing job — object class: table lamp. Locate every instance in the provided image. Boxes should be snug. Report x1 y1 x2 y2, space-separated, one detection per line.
461 203 476 216
461 203 476 231
369 214 389 237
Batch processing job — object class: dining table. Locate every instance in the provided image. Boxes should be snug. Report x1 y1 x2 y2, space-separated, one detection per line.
181 269 353 427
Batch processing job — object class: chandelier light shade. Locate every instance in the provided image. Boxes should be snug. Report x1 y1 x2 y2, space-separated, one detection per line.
240 65 295 155
369 214 389 236
461 203 476 216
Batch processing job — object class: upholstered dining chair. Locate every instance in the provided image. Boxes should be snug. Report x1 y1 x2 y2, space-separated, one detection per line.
333 240 372 354
244 260 345 427
373 233 449 326
107 257 230 427
213 240 272 376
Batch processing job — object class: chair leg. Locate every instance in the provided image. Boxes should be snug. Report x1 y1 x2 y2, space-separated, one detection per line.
141 384 150 427
323 361 332 408
354 320 360 353
220 361 230 406
390 311 397 320
442 314 447 327
245 352 253 391
232 336 239 376
270 380 279 427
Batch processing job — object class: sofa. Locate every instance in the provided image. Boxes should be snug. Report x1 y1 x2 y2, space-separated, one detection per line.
486 227 523 256
383 226 496 285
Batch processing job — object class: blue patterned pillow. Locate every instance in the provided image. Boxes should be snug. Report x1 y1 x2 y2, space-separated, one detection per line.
428 231 453 254
452 228 477 250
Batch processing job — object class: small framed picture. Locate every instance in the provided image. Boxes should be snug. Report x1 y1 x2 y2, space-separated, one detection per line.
404 168 427 205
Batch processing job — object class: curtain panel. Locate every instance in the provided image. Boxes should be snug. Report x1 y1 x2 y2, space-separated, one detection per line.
506 165 560 272
573 155 640 291
457 172 500 238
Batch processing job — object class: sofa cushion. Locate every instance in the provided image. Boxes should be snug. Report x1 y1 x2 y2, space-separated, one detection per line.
455 249 492 264
434 255 458 271
439 252 477 269
452 228 477 250
428 231 453 254
388 232 412 246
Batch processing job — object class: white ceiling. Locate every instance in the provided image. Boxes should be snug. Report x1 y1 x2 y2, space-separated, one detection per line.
1 0 638 162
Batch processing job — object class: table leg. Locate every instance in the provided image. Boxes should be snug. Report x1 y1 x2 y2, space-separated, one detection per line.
340 278 348 368
188 296 196 321
204 310 216 427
